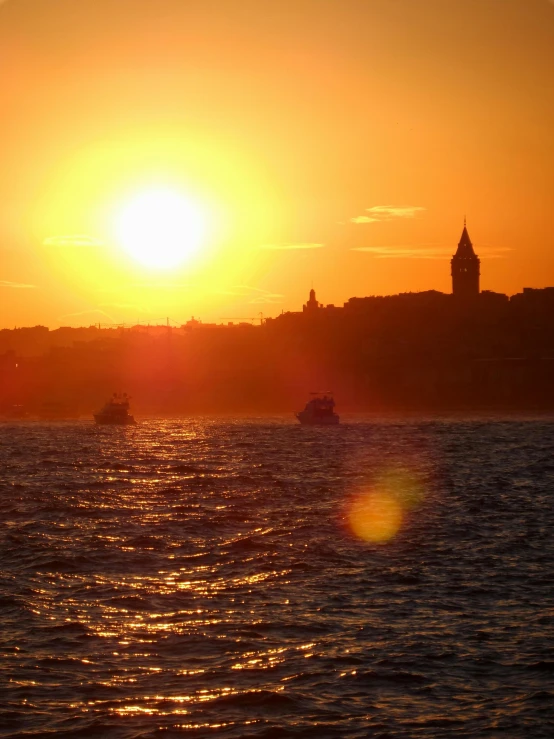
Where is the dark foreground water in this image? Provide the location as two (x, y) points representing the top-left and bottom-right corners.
(1, 418), (554, 738)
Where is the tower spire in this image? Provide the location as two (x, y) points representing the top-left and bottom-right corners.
(451, 221), (480, 298)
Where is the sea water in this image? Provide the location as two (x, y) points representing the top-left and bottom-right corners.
(1, 418), (553, 738)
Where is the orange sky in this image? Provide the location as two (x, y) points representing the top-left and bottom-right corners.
(1, 0), (553, 328)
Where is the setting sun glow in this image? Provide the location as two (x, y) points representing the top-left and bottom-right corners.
(115, 189), (206, 269)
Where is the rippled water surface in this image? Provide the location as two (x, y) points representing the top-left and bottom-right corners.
(1, 418), (554, 738)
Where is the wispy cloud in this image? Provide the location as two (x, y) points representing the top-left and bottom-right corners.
(234, 285), (276, 294)
(95, 282), (193, 295)
(217, 285), (284, 304)
(350, 216), (380, 224)
(243, 286), (285, 304)
(99, 302), (147, 313)
(350, 205), (425, 224)
(0, 280), (36, 288)
(44, 235), (104, 247)
(352, 245), (513, 260)
(353, 246), (449, 260)
(478, 247), (514, 259)
(57, 309), (115, 324)
(131, 282), (192, 289)
(260, 242), (324, 250)
(369, 206), (426, 219)
(248, 291), (284, 305)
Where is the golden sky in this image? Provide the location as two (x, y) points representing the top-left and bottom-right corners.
(1, 0), (553, 327)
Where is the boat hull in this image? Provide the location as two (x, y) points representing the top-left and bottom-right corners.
(296, 412), (340, 425)
(94, 414), (136, 425)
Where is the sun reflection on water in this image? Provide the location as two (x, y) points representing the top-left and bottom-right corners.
(2, 418), (553, 736)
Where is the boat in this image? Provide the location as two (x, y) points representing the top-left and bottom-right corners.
(94, 393), (136, 425)
(296, 392), (340, 425)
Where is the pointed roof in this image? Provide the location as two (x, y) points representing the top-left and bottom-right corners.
(455, 221), (477, 258)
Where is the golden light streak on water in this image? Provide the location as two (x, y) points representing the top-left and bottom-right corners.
(5, 420), (553, 736)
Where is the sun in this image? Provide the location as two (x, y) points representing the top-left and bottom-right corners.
(115, 188), (206, 269)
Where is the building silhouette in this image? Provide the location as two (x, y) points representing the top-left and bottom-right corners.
(451, 220), (480, 297)
(303, 288), (321, 313)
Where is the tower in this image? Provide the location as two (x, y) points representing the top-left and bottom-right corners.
(303, 288), (320, 313)
(451, 220), (480, 297)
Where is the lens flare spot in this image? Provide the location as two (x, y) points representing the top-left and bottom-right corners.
(346, 466), (426, 544)
(348, 491), (403, 543)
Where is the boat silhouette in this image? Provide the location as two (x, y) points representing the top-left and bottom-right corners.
(94, 393), (136, 425)
(296, 392), (340, 425)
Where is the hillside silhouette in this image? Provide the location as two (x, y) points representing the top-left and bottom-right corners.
(2, 286), (554, 417)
